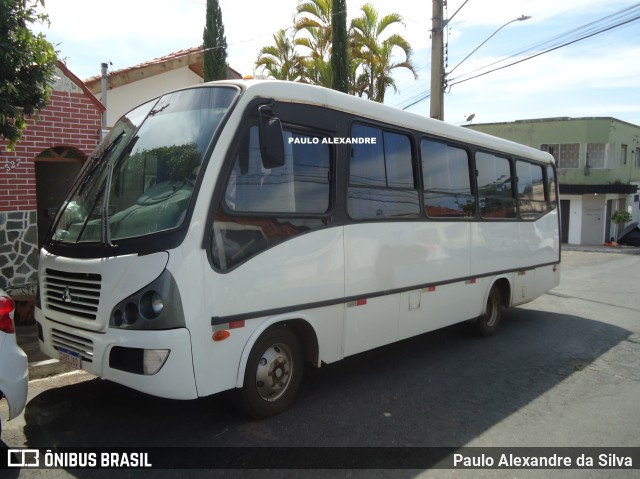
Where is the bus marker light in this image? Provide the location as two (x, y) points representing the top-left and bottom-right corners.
(427, 286), (436, 292)
(213, 330), (231, 341)
(229, 320), (245, 329)
(143, 349), (170, 375)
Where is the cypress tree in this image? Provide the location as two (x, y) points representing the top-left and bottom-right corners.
(330, 0), (349, 92)
(203, 0), (228, 81)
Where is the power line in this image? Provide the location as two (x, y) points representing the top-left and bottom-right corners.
(449, 4), (640, 85)
(448, 9), (640, 88)
(394, 3), (640, 111)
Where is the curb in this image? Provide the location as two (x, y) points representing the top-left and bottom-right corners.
(28, 359), (74, 381)
(562, 245), (640, 255)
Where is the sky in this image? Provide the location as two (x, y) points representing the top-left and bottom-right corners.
(34, 0), (640, 126)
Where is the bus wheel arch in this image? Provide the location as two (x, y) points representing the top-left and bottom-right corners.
(234, 317), (319, 418)
(474, 278), (510, 337)
(235, 323), (306, 418)
(284, 318), (320, 367)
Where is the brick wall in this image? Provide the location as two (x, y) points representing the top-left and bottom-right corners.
(1, 85), (102, 294)
(1, 90), (102, 211)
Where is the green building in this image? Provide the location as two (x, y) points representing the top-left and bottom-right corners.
(467, 117), (640, 245)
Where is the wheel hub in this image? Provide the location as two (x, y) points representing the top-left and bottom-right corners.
(255, 343), (293, 402)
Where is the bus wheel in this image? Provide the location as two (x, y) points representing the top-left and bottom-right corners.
(475, 285), (502, 337)
(237, 326), (303, 419)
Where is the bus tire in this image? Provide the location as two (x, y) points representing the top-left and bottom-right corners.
(475, 285), (502, 337)
(236, 326), (303, 419)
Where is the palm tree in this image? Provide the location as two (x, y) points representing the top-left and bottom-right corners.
(255, 29), (302, 81)
(255, 2), (418, 100)
(294, 0), (333, 61)
(371, 36), (417, 102)
(293, 0), (334, 87)
(350, 3), (417, 102)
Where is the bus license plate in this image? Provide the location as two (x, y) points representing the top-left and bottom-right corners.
(58, 348), (81, 369)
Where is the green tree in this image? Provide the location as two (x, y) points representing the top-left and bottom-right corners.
(256, 29), (302, 81)
(294, 0), (333, 61)
(0, 0), (57, 150)
(350, 3), (417, 102)
(611, 210), (632, 225)
(255, 2), (417, 102)
(331, 0), (348, 93)
(203, 0), (228, 81)
(294, 0), (333, 87)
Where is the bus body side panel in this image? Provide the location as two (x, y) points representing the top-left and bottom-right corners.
(517, 212), (560, 269)
(190, 227), (345, 398)
(471, 222), (520, 282)
(344, 221), (475, 356)
(515, 212), (560, 304)
(471, 221), (519, 307)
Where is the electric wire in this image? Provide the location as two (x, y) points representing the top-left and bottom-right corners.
(393, 3), (640, 111)
(449, 3), (640, 85)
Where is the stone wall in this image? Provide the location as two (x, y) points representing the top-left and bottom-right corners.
(0, 210), (38, 295)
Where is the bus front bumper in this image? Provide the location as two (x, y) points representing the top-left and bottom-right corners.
(37, 315), (198, 400)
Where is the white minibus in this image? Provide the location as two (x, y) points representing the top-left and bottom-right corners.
(36, 80), (560, 418)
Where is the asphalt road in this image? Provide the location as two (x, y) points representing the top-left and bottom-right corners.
(1, 250), (639, 478)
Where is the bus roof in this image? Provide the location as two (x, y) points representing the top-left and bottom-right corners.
(209, 79), (554, 165)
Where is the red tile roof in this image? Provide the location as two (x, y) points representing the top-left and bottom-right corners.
(84, 46), (241, 93)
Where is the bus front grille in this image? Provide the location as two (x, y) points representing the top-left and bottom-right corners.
(51, 328), (94, 363)
(44, 269), (102, 320)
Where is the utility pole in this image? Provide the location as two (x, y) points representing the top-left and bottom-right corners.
(430, 0), (445, 120)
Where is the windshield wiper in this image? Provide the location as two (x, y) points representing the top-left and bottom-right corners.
(101, 163), (115, 248)
(98, 135), (139, 248)
(78, 131), (126, 196)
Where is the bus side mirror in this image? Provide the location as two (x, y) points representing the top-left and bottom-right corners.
(258, 106), (285, 169)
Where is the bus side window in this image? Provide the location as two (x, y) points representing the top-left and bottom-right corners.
(211, 123), (331, 271)
(476, 152), (517, 219)
(347, 124), (419, 220)
(421, 139), (475, 218)
(546, 164), (557, 209)
(516, 160), (546, 220)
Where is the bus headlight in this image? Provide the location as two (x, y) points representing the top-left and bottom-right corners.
(140, 291), (164, 319)
(109, 269), (184, 330)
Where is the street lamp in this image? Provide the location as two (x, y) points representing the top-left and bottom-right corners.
(430, 11), (532, 121)
(447, 15), (532, 77)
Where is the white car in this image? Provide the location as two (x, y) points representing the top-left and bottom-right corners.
(0, 289), (28, 433)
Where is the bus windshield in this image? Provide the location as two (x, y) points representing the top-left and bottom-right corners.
(51, 86), (238, 245)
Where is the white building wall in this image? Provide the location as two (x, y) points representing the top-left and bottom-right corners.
(580, 194), (606, 245)
(563, 195), (582, 245)
(104, 67), (203, 127)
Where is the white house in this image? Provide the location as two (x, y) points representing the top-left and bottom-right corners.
(85, 47), (242, 128)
